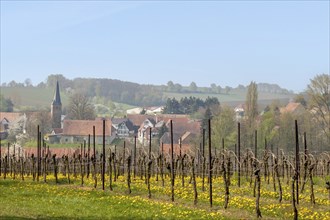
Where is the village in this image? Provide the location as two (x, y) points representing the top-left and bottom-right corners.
(0, 81), (308, 157)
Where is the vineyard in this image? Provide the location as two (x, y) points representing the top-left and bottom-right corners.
(0, 120), (330, 219)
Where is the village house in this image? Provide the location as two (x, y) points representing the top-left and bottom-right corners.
(60, 119), (112, 145)
(280, 102), (305, 115)
(111, 118), (137, 138)
(127, 113), (201, 146)
(138, 118), (165, 145)
(0, 112), (26, 139)
(160, 131), (198, 155)
(126, 106), (164, 115)
(234, 104), (245, 121)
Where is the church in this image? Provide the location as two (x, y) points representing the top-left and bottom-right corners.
(48, 82), (112, 145)
(51, 81), (62, 129)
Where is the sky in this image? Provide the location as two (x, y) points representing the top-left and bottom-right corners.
(1, 1), (329, 93)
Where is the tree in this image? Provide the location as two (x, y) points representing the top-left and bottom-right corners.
(0, 95), (14, 112)
(307, 74), (330, 143)
(245, 81), (258, 148)
(140, 108), (146, 115)
(167, 81), (175, 92)
(245, 81), (258, 128)
(162, 98), (182, 114)
(24, 78), (32, 87)
(7, 115), (27, 143)
(8, 80), (17, 87)
(202, 107), (212, 142)
(174, 83), (183, 92)
(225, 86), (231, 94)
(158, 123), (168, 142)
(211, 83), (217, 93)
(212, 106), (236, 147)
(67, 93), (96, 120)
(189, 82), (198, 92)
(294, 93), (307, 107)
(46, 74), (70, 89)
(25, 110), (52, 141)
(37, 82), (46, 88)
(259, 109), (279, 151)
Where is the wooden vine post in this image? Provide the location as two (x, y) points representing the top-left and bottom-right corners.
(170, 120), (175, 202)
(161, 142), (164, 187)
(147, 127), (152, 198)
(223, 152), (230, 209)
(255, 130), (257, 159)
(87, 134), (90, 178)
(238, 122), (241, 187)
(0, 138), (2, 177)
(52, 154), (58, 184)
(291, 172), (298, 220)
(127, 155), (132, 194)
(295, 120), (300, 204)
(133, 136), (137, 179)
(255, 168), (262, 218)
(208, 119), (212, 207)
(301, 132), (308, 193)
(202, 128), (205, 191)
(326, 181), (330, 201)
(102, 119), (105, 190)
(109, 149), (113, 191)
(37, 125), (40, 181)
(191, 157), (198, 205)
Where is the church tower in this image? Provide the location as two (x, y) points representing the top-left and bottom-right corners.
(51, 81), (62, 129)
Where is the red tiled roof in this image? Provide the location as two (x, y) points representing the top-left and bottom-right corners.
(166, 118), (201, 135)
(24, 147), (80, 157)
(127, 114), (189, 127)
(280, 102), (304, 114)
(0, 112), (22, 122)
(129, 114), (201, 137)
(53, 128), (63, 134)
(62, 119), (111, 136)
(127, 114), (151, 126)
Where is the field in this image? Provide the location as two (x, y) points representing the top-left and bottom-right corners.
(0, 87), (69, 109)
(1, 172), (329, 219)
(1, 87), (294, 111)
(163, 91), (293, 107)
(0, 87), (137, 114)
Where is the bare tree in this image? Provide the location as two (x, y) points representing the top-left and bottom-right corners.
(307, 74), (330, 144)
(67, 93), (96, 120)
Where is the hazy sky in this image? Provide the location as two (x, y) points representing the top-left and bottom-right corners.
(1, 1), (329, 92)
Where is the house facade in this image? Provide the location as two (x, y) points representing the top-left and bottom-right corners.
(0, 112), (26, 139)
(60, 119), (113, 145)
(111, 118), (137, 138)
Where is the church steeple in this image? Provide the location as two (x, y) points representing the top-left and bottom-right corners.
(51, 81), (62, 129)
(52, 81), (62, 105)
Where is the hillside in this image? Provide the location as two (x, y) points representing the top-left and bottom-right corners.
(164, 90), (293, 107)
(0, 75), (295, 111)
(1, 86), (294, 112)
(0, 87), (69, 110)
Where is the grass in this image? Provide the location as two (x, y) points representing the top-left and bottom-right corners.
(1, 87), (69, 109)
(1, 172), (329, 219)
(1, 86), (294, 112)
(163, 91), (293, 107)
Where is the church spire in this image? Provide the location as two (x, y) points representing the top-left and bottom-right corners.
(51, 81), (62, 129)
(52, 81), (62, 105)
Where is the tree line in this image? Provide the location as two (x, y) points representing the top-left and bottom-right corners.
(162, 96), (220, 114)
(1, 74), (293, 107)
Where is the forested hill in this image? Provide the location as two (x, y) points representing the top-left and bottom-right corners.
(1, 74), (294, 108)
